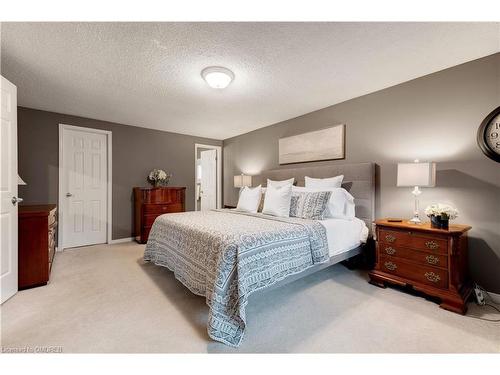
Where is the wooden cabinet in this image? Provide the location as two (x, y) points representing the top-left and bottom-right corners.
(18, 204), (57, 289)
(369, 219), (472, 314)
(133, 187), (186, 244)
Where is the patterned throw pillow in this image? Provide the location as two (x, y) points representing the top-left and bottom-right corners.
(289, 191), (332, 220)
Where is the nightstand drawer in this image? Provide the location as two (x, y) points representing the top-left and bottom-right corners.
(379, 228), (448, 254)
(379, 244), (448, 269)
(410, 235), (448, 254)
(378, 229), (411, 246)
(379, 255), (449, 289)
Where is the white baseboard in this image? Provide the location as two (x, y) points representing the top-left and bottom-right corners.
(109, 237), (134, 244)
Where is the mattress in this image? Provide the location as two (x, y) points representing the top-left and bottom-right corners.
(319, 217), (369, 257)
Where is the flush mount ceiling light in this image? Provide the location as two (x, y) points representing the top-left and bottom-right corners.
(201, 66), (234, 89)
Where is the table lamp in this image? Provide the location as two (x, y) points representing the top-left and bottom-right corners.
(397, 160), (436, 224)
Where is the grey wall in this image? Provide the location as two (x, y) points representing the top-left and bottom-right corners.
(223, 53), (500, 293)
(17, 107), (221, 239)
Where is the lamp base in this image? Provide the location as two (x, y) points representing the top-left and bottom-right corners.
(408, 215), (422, 225)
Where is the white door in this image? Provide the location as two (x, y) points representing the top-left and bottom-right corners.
(0, 76), (18, 304)
(61, 127), (108, 248)
(200, 149), (217, 211)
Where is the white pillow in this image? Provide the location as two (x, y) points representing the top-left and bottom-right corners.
(305, 175), (344, 189)
(328, 188), (355, 220)
(236, 185), (262, 213)
(267, 177), (295, 188)
(292, 186), (355, 220)
(262, 184), (293, 217)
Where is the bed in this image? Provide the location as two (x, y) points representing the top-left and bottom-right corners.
(144, 162), (375, 347)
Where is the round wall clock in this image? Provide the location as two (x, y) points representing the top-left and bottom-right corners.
(477, 106), (500, 163)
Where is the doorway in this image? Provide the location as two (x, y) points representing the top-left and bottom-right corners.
(194, 144), (222, 211)
(58, 124), (112, 249)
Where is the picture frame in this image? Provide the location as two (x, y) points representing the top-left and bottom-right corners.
(278, 124), (345, 164)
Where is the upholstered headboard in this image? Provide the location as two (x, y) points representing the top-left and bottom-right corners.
(253, 162), (376, 231)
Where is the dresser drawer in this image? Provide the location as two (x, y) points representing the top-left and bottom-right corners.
(410, 235), (448, 254)
(143, 203), (183, 215)
(379, 254), (449, 289)
(379, 228), (448, 254)
(378, 229), (411, 246)
(379, 244), (448, 269)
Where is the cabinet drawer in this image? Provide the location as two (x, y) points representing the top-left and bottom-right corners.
(379, 244), (448, 269)
(378, 229), (411, 246)
(143, 204), (183, 215)
(379, 254), (449, 289)
(410, 235), (448, 254)
(379, 228), (448, 254)
(144, 204), (171, 214)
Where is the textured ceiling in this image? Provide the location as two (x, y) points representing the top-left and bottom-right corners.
(1, 22), (499, 140)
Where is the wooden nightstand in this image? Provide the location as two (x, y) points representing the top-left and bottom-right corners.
(369, 219), (472, 314)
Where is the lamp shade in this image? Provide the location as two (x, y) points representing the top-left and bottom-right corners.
(234, 174), (252, 188)
(397, 162), (436, 187)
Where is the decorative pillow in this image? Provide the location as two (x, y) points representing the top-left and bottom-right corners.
(262, 184), (293, 217)
(292, 186), (355, 220)
(267, 177), (295, 188)
(289, 191), (332, 220)
(236, 185), (262, 213)
(305, 175), (344, 189)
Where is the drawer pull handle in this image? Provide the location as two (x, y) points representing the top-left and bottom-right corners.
(385, 234), (396, 243)
(385, 247), (396, 255)
(384, 261), (397, 271)
(424, 272), (441, 283)
(426, 255), (439, 265)
(425, 240), (439, 250)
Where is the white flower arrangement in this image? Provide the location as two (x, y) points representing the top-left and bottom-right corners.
(147, 169), (171, 187)
(424, 203), (459, 220)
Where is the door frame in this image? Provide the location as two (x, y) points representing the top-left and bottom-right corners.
(194, 143), (222, 211)
(58, 124), (112, 250)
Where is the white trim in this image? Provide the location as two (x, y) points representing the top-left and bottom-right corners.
(194, 143), (222, 211)
(109, 237), (134, 244)
(58, 124), (113, 250)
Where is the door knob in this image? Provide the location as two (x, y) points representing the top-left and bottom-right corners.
(11, 196), (23, 205)
(66, 193), (73, 197)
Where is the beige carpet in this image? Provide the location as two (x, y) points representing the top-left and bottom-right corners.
(1, 242), (498, 353)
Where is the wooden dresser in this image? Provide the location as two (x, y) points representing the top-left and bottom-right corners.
(133, 187), (186, 244)
(18, 204), (57, 289)
(369, 219), (472, 314)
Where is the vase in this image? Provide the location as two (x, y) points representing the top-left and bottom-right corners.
(430, 215), (449, 230)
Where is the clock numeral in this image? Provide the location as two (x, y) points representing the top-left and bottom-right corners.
(496, 142), (500, 149)
(496, 122), (500, 130)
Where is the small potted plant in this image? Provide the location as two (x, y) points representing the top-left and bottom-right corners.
(147, 169), (171, 188)
(424, 203), (458, 230)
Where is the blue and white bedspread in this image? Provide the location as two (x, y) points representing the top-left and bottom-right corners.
(143, 209), (329, 347)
